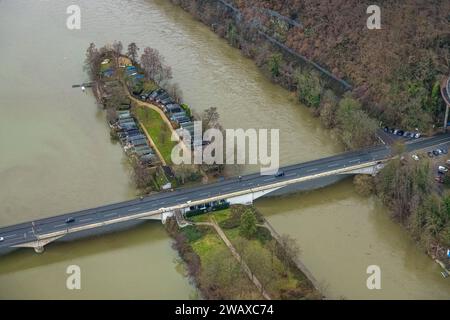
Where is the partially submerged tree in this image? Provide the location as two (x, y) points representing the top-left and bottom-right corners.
(140, 47), (173, 85)
(296, 69), (322, 109)
(165, 82), (183, 104)
(277, 234), (301, 273)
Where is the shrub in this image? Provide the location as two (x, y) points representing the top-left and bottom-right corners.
(182, 225), (205, 243)
(239, 209), (258, 239)
(255, 226), (273, 244)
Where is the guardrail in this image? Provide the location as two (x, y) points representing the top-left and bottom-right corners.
(14, 159), (383, 245)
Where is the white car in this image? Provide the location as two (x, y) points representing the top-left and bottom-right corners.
(0, 237), (4, 242)
(412, 154), (419, 161)
(438, 166), (448, 173)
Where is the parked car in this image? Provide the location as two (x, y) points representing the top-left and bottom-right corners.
(414, 133), (421, 139)
(427, 151), (434, 158)
(442, 147), (448, 154)
(438, 166), (448, 173)
(397, 130), (405, 136)
(0, 237), (4, 242)
(433, 149), (441, 156)
(412, 154), (419, 161)
(383, 126), (389, 132)
(393, 129), (399, 135)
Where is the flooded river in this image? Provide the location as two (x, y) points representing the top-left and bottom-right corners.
(0, 0), (448, 299)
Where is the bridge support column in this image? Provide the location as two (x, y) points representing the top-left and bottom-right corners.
(34, 245), (45, 254)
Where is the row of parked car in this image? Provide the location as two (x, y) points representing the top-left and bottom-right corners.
(427, 147), (448, 158)
(383, 127), (421, 139)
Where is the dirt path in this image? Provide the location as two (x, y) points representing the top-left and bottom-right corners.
(195, 219), (272, 300)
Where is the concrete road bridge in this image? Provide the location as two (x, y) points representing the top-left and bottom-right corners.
(1, 133), (450, 253)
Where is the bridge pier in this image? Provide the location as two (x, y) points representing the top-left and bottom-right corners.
(13, 235), (63, 254)
(34, 245), (45, 254)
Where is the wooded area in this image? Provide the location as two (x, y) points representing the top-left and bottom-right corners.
(171, 0), (450, 135)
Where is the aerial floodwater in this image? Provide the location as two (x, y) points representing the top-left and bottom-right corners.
(0, 0), (448, 299)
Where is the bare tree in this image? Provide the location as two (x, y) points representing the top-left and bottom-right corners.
(112, 40), (123, 68)
(165, 82), (184, 103)
(201, 107), (220, 132)
(277, 234), (301, 273)
(85, 42), (100, 79)
(140, 47), (173, 85)
(127, 42), (140, 63)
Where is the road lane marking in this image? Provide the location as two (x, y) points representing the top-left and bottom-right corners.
(349, 159), (361, 163)
(80, 218), (92, 222)
(286, 172), (297, 177)
(104, 213), (117, 217)
(306, 168), (318, 172)
(127, 207), (142, 212)
(4, 234), (17, 239)
(54, 224), (66, 228)
(328, 163), (339, 168)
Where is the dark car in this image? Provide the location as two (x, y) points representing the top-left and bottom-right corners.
(427, 151), (434, 158)
(442, 148), (448, 154)
(397, 130), (405, 136)
(433, 149), (440, 156)
(383, 126), (389, 132)
(65, 217), (75, 224)
(274, 171), (285, 177)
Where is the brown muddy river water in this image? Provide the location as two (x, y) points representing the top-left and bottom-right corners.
(0, 0), (448, 299)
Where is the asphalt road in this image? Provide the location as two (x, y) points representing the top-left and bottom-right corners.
(1, 133), (450, 248)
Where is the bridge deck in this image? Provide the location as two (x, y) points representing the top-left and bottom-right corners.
(1, 133), (450, 249)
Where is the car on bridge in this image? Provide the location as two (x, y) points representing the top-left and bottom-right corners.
(274, 171), (285, 177)
(65, 217), (75, 224)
